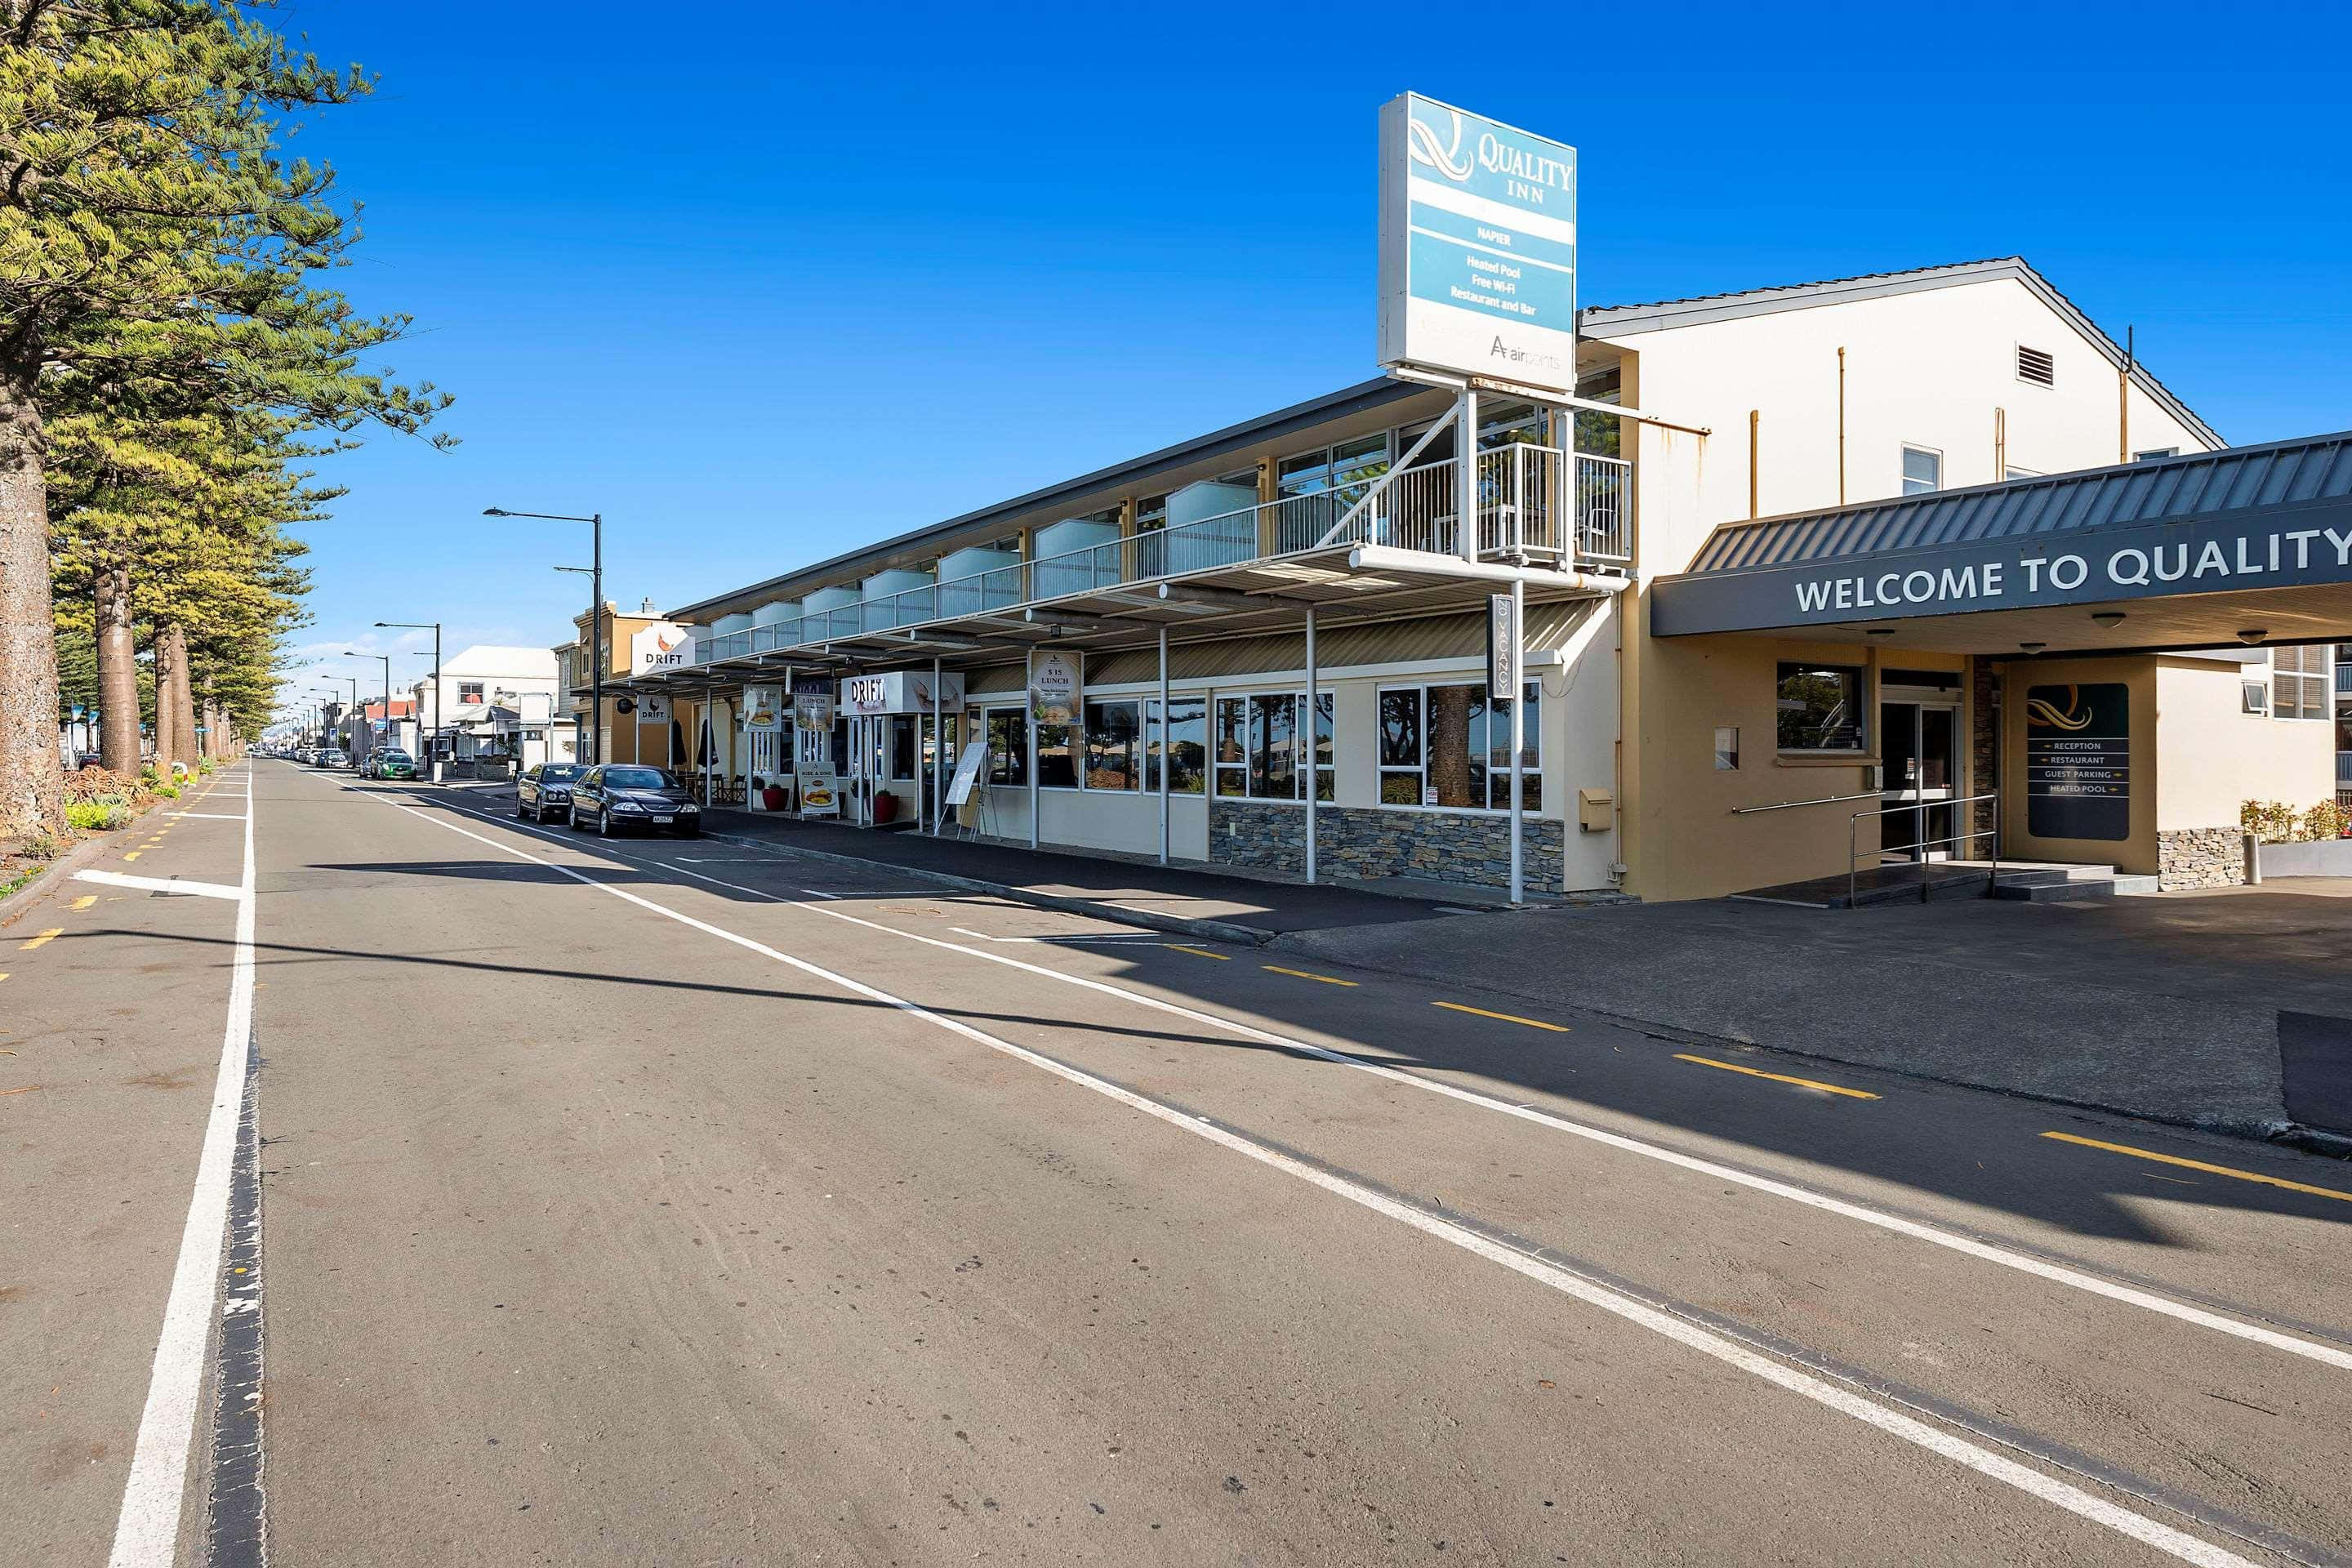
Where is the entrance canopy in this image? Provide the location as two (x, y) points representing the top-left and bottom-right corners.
(1650, 432), (2352, 653)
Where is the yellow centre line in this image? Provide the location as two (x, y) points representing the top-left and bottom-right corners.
(123, 852), (141, 862)
(1164, 944), (1231, 961)
(1263, 964), (1356, 987)
(19, 929), (63, 951)
(1432, 1000), (1570, 1033)
(69, 896), (95, 911)
(2040, 1131), (2352, 1203)
(1675, 1053), (1879, 1100)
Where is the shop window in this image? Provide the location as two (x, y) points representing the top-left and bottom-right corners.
(984, 707), (1027, 785)
(1377, 682), (1540, 810)
(1900, 445), (1941, 497)
(2273, 646), (2330, 721)
(1082, 699), (1141, 791)
(1036, 716), (1076, 787)
(1777, 664), (1867, 752)
(458, 682), (485, 705)
(1144, 697), (1207, 794)
(888, 715), (916, 778)
(1212, 692), (1333, 801)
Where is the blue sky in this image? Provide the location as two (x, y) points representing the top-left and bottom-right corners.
(270, 0), (2351, 705)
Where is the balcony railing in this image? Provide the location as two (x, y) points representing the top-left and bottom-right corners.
(689, 448), (1631, 667)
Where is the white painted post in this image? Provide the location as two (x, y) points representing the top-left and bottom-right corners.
(1509, 576), (1526, 906)
(1157, 624), (1170, 866)
(931, 655), (943, 836)
(1459, 389), (1480, 562)
(1303, 603), (1317, 884)
(1027, 645), (1039, 850)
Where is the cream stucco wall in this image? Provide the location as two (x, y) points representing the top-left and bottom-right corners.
(2154, 657), (2333, 829)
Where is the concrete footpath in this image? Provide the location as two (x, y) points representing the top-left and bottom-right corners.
(1276, 889), (2352, 1146)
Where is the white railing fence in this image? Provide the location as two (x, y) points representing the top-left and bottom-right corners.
(692, 448), (1632, 667)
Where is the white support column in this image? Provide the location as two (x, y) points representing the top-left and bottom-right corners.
(1458, 388), (1481, 562)
(931, 656), (943, 836)
(702, 685), (713, 806)
(1157, 624), (1170, 867)
(1508, 575), (1526, 906)
(1026, 645), (1040, 850)
(1303, 603), (1317, 885)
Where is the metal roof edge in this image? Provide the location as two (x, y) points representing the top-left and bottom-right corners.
(667, 375), (1428, 621)
(1580, 257), (2221, 452)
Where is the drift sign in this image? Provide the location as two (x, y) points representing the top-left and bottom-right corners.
(1650, 508), (2352, 636)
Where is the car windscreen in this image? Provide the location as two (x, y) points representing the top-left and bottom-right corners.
(381, 751), (412, 762)
(539, 765), (583, 782)
(603, 767), (676, 790)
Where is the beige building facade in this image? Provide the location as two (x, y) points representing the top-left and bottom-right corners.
(620, 259), (2345, 902)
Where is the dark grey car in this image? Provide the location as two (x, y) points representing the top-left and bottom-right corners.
(515, 762), (587, 823)
(566, 764), (702, 838)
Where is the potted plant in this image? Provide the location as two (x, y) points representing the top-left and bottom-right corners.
(755, 774), (786, 812)
(873, 788), (898, 824)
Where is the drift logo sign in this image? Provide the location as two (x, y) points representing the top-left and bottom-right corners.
(630, 621), (696, 674)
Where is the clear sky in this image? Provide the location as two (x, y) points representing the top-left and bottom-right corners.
(269, 0), (2351, 708)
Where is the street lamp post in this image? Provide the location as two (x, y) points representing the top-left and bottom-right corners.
(345, 651), (393, 772)
(377, 621), (443, 780)
(486, 508), (603, 761)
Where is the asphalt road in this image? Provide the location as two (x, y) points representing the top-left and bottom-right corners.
(11, 759), (2352, 1566)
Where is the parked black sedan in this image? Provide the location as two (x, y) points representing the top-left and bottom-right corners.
(565, 764), (702, 838)
(515, 761), (587, 823)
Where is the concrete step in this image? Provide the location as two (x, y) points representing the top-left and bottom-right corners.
(1992, 875), (2118, 902)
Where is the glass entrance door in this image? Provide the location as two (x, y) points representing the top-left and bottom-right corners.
(1878, 700), (1959, 860)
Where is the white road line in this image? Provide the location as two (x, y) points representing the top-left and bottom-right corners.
(169, 812), (248, 821)
(74, 870), (244, 902)
(367, 793), (2255, 1566)
(948, 925), (1163, 945)
(431, 795), (2352, 1374)
(106, 768), (259, 1568)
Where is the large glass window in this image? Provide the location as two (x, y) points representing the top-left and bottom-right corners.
(1082, 699), (1141, 790)
(1211, 692), (1334, 801)
(1036, 716), (1076, 788)
(2274, 645), (2331, 721)
(1145, 697), (1206, 794)
(1777, 664), (1867, 752)
(984, 707), (1027, 786)
(1378, 682), (1541, 809)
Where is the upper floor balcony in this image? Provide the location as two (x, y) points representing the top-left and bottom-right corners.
(685, 447), (1631, 670)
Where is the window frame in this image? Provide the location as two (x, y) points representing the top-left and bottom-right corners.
(1080, 697), (1142, 791)
(1900, 444), (1943, 497)
(1776, 662), (1870, 755)
(1205, 689), (1335, 804)
(982, 705), (1027, 786)
(1143, 696), (1207, 795)
(1374, 679), (1542, 813)
(2272, 645), (2332, 722)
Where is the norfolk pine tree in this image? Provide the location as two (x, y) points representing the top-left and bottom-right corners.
(0, 0), (449, 837)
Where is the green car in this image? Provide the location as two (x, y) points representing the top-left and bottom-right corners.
(371, 748), (418, 780)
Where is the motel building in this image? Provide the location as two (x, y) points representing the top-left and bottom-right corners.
(617, 256), (2349, 904)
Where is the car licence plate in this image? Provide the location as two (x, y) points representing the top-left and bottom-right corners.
(653, 814), (674, 824)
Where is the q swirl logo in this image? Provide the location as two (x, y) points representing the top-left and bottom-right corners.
(1406, 107), (1473, 183)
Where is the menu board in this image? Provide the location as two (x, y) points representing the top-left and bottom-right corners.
(2025, 683), (2129, 841)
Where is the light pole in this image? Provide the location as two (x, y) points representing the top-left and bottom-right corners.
(553, 564), (596, 764)
(346, 651), (392, 772)
(377, 621), (443, 780)
(486, 508), (602, 760)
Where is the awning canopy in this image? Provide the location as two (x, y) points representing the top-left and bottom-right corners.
(1650, 432), (2352, 653)
(617, 540), (1626, 696)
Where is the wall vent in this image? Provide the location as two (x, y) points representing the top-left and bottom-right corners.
(2016, 345), (2056, 387)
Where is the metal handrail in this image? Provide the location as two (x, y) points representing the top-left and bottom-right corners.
(1730, 790), (1883, 815)
(1847, 791), (2000, 908)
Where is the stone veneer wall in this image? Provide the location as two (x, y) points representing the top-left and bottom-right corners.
(1209, 800), (1566, 891)
(2158, 826), (2245, 890)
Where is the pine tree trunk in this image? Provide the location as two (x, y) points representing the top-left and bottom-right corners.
(94, 556), (141, 773)
(164, 626), (197, 768)
(0, 351), (64, 840)
(151, 627), (178, 773)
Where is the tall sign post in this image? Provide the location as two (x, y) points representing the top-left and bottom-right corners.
(1488, 591), (1525, 904)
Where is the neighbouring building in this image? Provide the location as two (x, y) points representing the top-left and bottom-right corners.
(554, 599), (670, 766)
(411, 645), (564, 773)
(612, 258), (2345, 900)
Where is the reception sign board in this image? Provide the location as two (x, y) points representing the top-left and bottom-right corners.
(1378, 93), (1578, 396)
(2025, 683), (2130, 841)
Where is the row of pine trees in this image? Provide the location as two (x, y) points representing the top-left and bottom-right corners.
(1, 1), (450, 838)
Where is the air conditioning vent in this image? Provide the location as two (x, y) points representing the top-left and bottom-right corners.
(2016, 345), (2056, 387)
